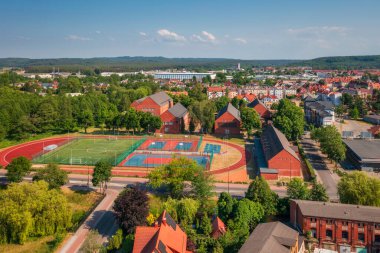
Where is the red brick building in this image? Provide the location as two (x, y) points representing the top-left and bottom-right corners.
(260, 125), (301, 179)
(290, 200), (380, 253)
(248, 98), (271, 120)
(159, 103), (189, 134)
(131, 91), (173, 116)
(133, 210), (192, 253)
(214, 103), (241, 135)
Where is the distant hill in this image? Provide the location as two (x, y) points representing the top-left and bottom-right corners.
(291, 55), (380, 70)
(0, 55), (379, 72)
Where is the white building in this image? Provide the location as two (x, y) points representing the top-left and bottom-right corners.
(154, 72), (216, 81)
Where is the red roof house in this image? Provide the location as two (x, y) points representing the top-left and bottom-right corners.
(214, 103), (241, 135)
(159, 103), (189, 134)
(131, 91), (173, 116)
(247, 98), (271, 120)
(133, 210), (191, 253)
(211, 217), (226, 239)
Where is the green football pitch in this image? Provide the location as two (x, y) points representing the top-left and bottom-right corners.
(33, 138), (141, 165)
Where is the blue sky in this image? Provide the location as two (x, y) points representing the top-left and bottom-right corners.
(1, 0), (380, 59)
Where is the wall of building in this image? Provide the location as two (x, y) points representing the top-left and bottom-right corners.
(214, 112), (241, 135)
(159, 111), (189, 134)
(267, 150), (301, 177)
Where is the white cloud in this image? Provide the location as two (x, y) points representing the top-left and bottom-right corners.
(65, 35), (92, 41)
(191, 30), (217, 43)
(234, 38), (247, 44)
(95, 30), (101, 34)
(139, 32), (147, 36)
(157, 29), (186, 42)
(287, 26), (348, 37)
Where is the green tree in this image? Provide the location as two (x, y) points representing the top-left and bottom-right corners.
(107, 229), (123, 251)
(245, 177), (278, 216)
(286, 178), (310, 200)
(199, 214), (212, 235)
(188, 100), (216, 133)
(233, 198), (265, 231)
(217, 192), (236, 222)
(273, 99), (304, 141)
(148, 157), (213, 200)
(6, 156), (32, 183)
(92, 161), (112, 194)
(214, 96), (230, 112)
(335, 104), (345, 118)
(349, 106), (359, 119)
(310, 182), (329, 202)
(32, 163), (68, 189)
(240, 107), (261, 136)
(338, 171), (380, 207)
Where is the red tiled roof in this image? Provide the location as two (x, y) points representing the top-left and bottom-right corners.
(207, 86), (226, 92)
(133, 210), (189, 253)
(211, 217), (226, 239)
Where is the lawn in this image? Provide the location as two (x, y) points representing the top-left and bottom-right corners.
(33, 137), (140, 165)
(0, 187), (103, 253)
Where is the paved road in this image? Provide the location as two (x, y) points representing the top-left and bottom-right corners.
(300, 137), (339, 200)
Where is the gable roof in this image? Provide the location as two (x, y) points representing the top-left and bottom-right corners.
(261, 125), (300, 161)
(217, 103), (241, 121)
(292, 200), (380, 223)
(133, 210), (188, 253)
(168, 103), (188, 118)
(238, 222), (299, 253)
(211, 217), (226, 238)
(134, 91), (172, 106)
(248, 98), (266, 109)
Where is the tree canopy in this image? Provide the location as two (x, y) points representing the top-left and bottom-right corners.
(92, 160), (112, 194)
(32, 163), (69, 189)
(245, 177), (278, 216)
(273, 99), (304, 141)
(6, 156), (31, 183)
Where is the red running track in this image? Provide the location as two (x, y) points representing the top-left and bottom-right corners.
(0, 137), (71, 166)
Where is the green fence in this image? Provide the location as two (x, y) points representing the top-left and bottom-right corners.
(196, 135), (203, 151)
(114, 138), (146, 165)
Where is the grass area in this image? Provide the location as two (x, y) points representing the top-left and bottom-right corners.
(0, 132), (55, 150)
(33, 137), (138, 165)
(0, 187), (102, 253)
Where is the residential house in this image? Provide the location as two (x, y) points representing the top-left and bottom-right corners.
(132, 210), (191, 253)
(290, 200), (380, 253)
(304, 100), (335, 127)
(207, 86), (226, 99)
(247, 98), (271, 120)
(211, 217), (227, 239)
(262, 95), (279, 108)
(131, 91), (173, 116)
(214, 103), (241, 135)
(239, 221), (305, 253)
(159, 103), (189, 134)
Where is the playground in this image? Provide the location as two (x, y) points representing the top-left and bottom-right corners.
(0, 134), (250, 182)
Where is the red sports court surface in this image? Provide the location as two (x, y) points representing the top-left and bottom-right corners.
(0, 137), (71, 166)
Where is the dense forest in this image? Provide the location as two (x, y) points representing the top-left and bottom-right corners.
(1, 55), (380, 73)
(0, 57), (299, 72)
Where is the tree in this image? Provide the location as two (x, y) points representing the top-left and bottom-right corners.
(92, 160), (112, 194)
(199, 214), (212, 235)
(312, 126), (346, 167)
(80, 230), (103, 253)
(349, 107), (359, 119)
(335, 104), (344, 118)
(148, 157), (213, 200)
(338, 172), (380, 207)
(113, 186), (149, 233)
(217, 192), (236, 222)
(240, 107), (261, 136)
(286, 178), (310, 200)
(32, 163), (68, 189)
(245, 177), (278, 216)
(273, 99), (304, 141)
(107, 229), (123, 251)
(232, 198), (265, 231)
(6, 156), (31, 183)
(163, 198), (200, 225)
(189, 100), (216, 133)
(214, 96), (230, 112)
(310, 182), (329, 202)
(0, 181), (72, 244)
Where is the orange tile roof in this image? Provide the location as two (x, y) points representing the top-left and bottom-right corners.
(133, 210), (189, 253)
(211, 217), (226, 239)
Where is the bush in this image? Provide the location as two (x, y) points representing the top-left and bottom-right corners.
(107, 229), (123, 251)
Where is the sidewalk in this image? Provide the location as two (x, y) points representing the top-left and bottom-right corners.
(58, 188), (120, 253)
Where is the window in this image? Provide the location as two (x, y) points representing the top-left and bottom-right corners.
(375, 235), (380, 243)
(358, 223), (364, 228)
(342, 231), (348, 240)
(327, 220), (333, 225)
(326, 229), (333, 239)
(342, 221), (348, 226)
(311, 229), (317, 238)
(310, 218), (317, 223)
(358, 233), (365, 242)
